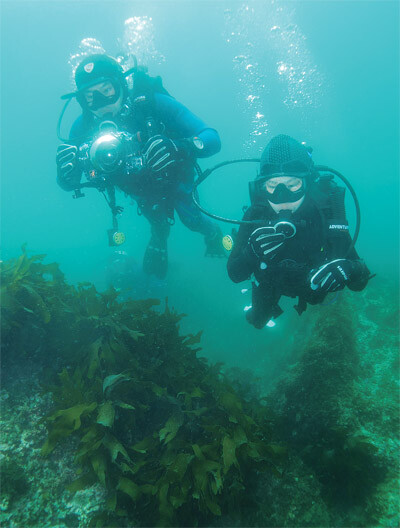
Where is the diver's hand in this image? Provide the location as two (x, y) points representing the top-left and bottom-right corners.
(204, 227), (226, 258)
(142, 135), (188, 173)
(309, 259), (354, 293)
(56, 144), (78, 184)
(248, 227), (286, 262)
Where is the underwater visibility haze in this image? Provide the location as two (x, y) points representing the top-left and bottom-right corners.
(0, 1), (399, 527)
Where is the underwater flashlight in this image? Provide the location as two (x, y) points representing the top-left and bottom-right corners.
(90, 132), (125, 173)
(89, 121), (126, 173)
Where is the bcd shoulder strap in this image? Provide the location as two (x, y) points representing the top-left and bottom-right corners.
(312, 174), (349, 238)
(131, 68), (170, 110)
(295, 175), (350, 317)
(129, 67), (173, 141)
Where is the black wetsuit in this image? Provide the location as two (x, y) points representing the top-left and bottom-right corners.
(227, 183), (370, 328)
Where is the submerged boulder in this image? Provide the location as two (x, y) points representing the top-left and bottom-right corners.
(269, 281), (399, 526)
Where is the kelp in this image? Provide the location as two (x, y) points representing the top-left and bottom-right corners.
(1, 249), (284, 527)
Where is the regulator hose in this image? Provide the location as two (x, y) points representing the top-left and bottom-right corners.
(192, 159), (361, 254)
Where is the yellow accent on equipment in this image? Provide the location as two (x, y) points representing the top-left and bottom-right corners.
(113, 232), (126, 245)
(222, 235), (234, 252)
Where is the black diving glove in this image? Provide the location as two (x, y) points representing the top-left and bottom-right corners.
(204, 227), (226, 258)
(248, 227), (286, 263)
(56, 144), (78, 185)
(309, 259), (354, 293)
(142, 135), (191, 173)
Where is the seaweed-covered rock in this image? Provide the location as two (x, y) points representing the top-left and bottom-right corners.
(0, 379), (107, 528)
(269, 282), (399, 526)
(0, 456), (29, 510)
(1, 251), (285, 527)
(1, 251), (398, 527)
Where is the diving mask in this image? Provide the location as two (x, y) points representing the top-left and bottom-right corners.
(76, 78), (122, 112)
(79, 79), (122, 111)
(250, 173), (306, 206)
(265, 175), (305, 204)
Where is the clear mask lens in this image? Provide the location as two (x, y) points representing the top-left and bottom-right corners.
(265, 178), (303, 194)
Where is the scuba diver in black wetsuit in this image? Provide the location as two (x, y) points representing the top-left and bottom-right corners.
(226, 134), (371, 329)
(56, 53), (224, 280)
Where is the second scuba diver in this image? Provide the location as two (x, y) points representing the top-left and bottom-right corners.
(227, 134), (371, 329)
(56, 53), (224, 280)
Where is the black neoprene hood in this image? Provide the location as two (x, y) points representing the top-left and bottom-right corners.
(62, 54), (126, 100)
(76, 55), (124, 90)
(260, 134), (314, 177)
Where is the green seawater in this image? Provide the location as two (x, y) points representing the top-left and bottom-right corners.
(1, 1), (399, 527)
